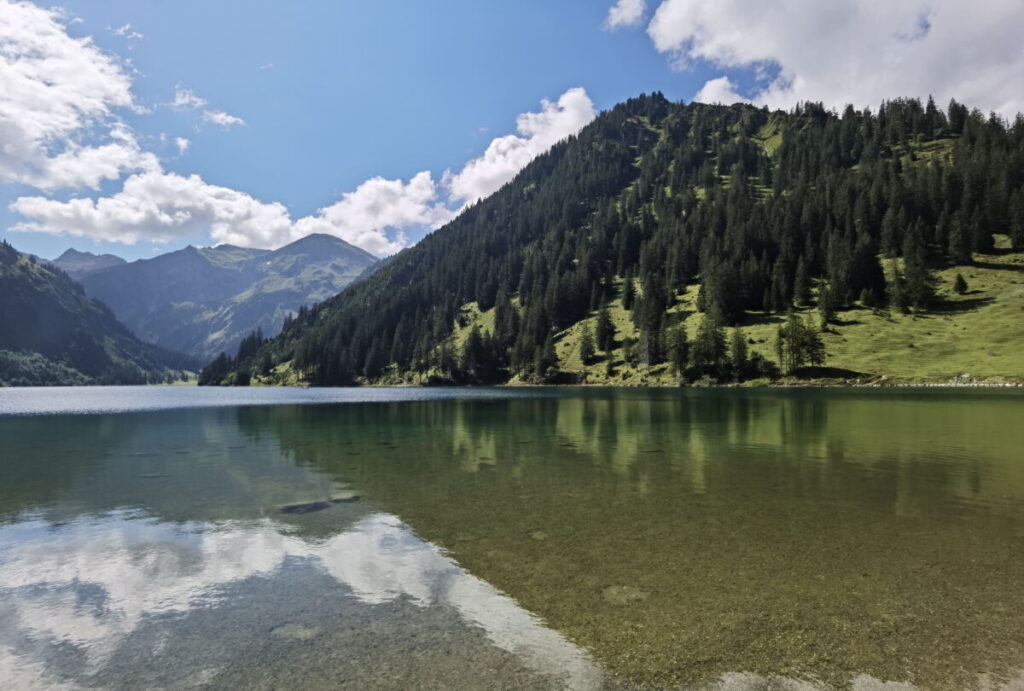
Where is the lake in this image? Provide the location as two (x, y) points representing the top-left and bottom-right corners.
(1, 386), (1023, 689)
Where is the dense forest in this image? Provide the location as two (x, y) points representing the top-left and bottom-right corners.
(202, 94), (1024, 386)
(0, 240), (196, 386)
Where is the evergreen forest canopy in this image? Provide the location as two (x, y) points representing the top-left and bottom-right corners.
(201, 94), (1024, 386)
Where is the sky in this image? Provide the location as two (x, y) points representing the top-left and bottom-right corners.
(2, 0), (1022, 261)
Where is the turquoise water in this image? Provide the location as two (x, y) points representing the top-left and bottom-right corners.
(1, 387), (1023, 689)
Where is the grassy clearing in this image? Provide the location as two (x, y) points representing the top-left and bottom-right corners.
(450, 245), (1024, 386)
(254, 242), (1024, 387)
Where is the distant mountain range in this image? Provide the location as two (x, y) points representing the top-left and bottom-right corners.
(1, 240), (196, 386)
(52, 233), (378, 361)
(49, 248), (126, 280)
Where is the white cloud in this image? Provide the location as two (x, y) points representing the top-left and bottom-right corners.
(202, 109), (245, 128)
(174, 137), (190, 154)
(0, 0), (151, 189)
(9, 87), (597, 255)
(604, 0), (646, 30)
(171, 86), (206, 109)
(645, 0), (1024, 115)
(446, 87), (597, 206)
(172, 87), (244, 128)
(693, 76), (749, 105)
(10, 171), (295, 248)
(11, 169), (452, 256)
(111, 23), (142, 41)
(294, 172), (453, 256)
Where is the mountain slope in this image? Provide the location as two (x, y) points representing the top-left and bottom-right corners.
(0, 240), (196, 386)
(205, 94), (1024, 386)
(48, 249), (126, 280)
(80, 234), (377, 360)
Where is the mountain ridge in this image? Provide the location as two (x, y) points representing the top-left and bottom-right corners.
(78, 233), (378, 360)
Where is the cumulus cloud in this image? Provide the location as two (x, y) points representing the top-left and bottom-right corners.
(446, 87), (596, 206)
(693, 76), (749, 105)
(604, 0), (646, 30)
(294, 172), (453, 256)
(0, 0), (152, 189)
(10, 171), (295, 247)
(174, 137), (190, 155)
(11, 169), (452, 256)
(645, 0), (1024, 115)
(202, 109), (245, 128)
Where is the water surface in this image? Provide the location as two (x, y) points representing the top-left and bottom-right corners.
(1, 387), (1023, 689)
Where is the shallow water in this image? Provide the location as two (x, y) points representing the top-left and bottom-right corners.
(1, 387), (1023, 689)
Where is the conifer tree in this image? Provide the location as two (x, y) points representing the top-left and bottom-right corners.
(579, 324), (596, 364)
(691, 309), (727, 375)
(622, 276), (636, 310)
(902, 224), (934, 310)
(595, 303), (616, 353)
(729, 327), (748, 379)
(953, 273), (968, 295)
(793, 256), (810, 306)
(668, 323), (689, 377)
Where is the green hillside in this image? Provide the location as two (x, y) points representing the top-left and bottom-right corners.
(0, 240), (196, 386)
(205, 95), (1024, 387)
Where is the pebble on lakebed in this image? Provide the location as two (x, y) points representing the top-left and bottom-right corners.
(602, 585), (649, 606)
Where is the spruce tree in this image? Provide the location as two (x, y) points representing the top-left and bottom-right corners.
(691, 309), (727, 375)
(729, 327), (748, 380)
(668, 324), (689, 377)
(902, 224), (934, 310)
(595, 303), (615, 352)
(579, 324), (596, 364)
(793, 256), (810, 306)
(953, 273), (968, 295)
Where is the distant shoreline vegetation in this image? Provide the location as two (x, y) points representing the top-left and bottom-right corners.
(200, 95), (1024, 389)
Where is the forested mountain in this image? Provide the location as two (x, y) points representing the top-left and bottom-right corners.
(79, 233), (377, 360)
(48, 248), (126, 280)
(0, 240), (196, 386)
(204, 94), (1024, 386)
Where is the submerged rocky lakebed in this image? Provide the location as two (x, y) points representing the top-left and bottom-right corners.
(1, 386), (1023, 689)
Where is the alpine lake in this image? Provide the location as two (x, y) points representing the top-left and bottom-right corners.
(1, 386), (1023, 690)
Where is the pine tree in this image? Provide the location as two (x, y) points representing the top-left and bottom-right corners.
(948, 212), (972, 264)
(595, 303), (615, 352)
(902, 224), (934, 310)
(793, 256), (810, 306)
(729, 327), (748, 380)
(691, 309), (727, 375)
(622, 277), (636, 310)
(579, 324), (596, 364)
(668, 323), (689, 377)
(535, 334), (558, 380)
(953, 273), (968, 295)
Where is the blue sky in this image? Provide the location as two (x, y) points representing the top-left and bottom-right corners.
(2, 0), (1021, 260)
